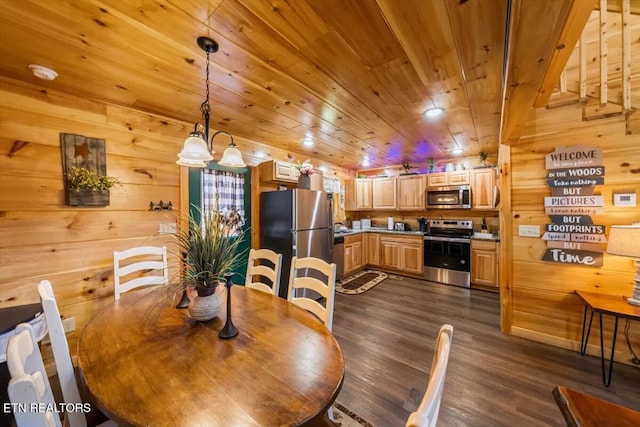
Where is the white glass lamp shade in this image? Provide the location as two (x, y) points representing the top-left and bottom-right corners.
(218, 144), (246, 167)
(607, 225), (640, 258)
(176, 133), (213, 167)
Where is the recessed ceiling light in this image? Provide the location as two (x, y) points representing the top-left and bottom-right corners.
(452, 148), (463, 154)
(424, 107), (444, 118)
(302, 139), (314, 147)
(362, 157), (370, 167)
(28, 64), (58, 81)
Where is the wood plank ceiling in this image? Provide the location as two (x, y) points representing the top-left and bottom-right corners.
(0, 0), (603, 169)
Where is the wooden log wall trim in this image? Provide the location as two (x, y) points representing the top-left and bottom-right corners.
(0, 78), (346, 368)
(498, 143), (513, 334)
(599, 0), (608, 106)
(509, 99), (640, 366)
(622, 0), (632, 111)
(510, 326), (632, 363)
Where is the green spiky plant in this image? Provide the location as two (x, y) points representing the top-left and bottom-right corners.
(427, 158), (435, 172)
(479, 151), (488, 164)
(174, 205), (247, 292)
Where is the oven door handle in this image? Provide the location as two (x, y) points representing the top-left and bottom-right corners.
(423, 236), (471, 244)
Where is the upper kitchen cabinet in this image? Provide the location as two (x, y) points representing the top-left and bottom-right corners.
(345, 179), (372, 210)
(372, 177), (397, 210)
(427, 171), (470, 187)
(397, 175), (426, 210)
(259, 160), (299, 183)
(259, 160), (323, 190)
(471, 168), (497, 210)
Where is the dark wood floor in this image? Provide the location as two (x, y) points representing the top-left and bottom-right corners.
(331, 274), (640, 427)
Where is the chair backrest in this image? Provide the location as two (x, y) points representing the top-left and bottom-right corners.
(37, 280), (87, 427)
(405, 324), (454, 427)
(113, 245), (169, 300)
(7, 323), (62, 427)
(245, 248), (283, 296)
(287, 256), (337, 331)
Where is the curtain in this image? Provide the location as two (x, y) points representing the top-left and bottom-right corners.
(202, 169), (245, 235)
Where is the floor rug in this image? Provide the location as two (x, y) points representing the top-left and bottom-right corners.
(336, 270), (387, 295)
(332, 402), (375, 427)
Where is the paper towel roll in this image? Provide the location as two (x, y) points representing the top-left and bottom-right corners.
(388, 217), (394, 230)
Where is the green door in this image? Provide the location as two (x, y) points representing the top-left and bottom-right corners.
(188, 165), (251, 285)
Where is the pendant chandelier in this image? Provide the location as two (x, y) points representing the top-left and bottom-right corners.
(176, 36), (246, 168)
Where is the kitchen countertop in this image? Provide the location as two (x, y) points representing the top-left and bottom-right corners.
(335, 228), (501, 241)
(334, 228), (426, 237)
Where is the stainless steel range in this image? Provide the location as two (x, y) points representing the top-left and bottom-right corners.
(423, 219), (473, 288)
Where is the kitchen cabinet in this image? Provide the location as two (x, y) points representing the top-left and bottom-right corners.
(259, 160), (299, 183)
(397, 175), (426, 210)
(427, 171), (470, 187)
(258, 160), (323, 189)
(471, 239), (499, 290)
(380, 239), (400, 270)
(372, 177), (397, 210)
(344, 234), (363, 276)
(472, 168), (497, 210)
(345, 179), (372, 210)
(379, 235), (423, 276)
(366, 233), (381, 266)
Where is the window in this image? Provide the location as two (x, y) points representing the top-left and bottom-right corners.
(202, 169), (245, 235)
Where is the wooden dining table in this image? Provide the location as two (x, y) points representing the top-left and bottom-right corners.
(77, 286), (345, 427)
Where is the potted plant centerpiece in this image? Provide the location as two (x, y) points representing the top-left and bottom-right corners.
(174, 205), (247, 321)
(295, 159), (314, 189)
(65, 166), (119, 206)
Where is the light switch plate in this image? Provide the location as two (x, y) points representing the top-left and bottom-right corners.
(519, 225), (540, 237)
(159, 223), (177, 234)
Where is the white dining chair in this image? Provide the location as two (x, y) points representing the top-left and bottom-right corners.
(113, 245), (169, 300)
(405, 324), (454, 427)
(287, 256), (337, 421)
(37, 280), (117, 427)
(245, 248), (283, 296)
(287, 256), (337, 331)
(7, 323), (62, 427)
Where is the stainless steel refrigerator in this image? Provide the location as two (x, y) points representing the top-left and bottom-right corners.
(260, 189), (334, 299)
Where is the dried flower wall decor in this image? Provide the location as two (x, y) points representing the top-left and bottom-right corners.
(60, 133), (117, 206)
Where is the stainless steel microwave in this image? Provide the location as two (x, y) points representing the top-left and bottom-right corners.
(426, 185), (471, 209)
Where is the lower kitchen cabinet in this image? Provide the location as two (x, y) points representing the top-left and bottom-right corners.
(471, 239), (499, 291)
(379, 235), (423, 276)
(367, 233), (381, 267)
(344, 234), (363, 276)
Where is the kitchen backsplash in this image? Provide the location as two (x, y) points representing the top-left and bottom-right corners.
(346, 211), (499, 234)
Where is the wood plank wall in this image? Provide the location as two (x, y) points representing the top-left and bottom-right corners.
(0, 77), (347, 366)
(510, 101), (640, 364)
(0, 78), (186, 366)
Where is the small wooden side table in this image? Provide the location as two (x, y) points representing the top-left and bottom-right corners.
(574, 290), (640, 387)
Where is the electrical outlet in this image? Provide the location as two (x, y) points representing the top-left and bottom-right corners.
(159, 223), (177, 234)
(519, 225), (540, 238)
(62, 317), (75, 333)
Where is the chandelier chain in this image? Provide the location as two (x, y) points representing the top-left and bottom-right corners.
(200, 50), (211, 116)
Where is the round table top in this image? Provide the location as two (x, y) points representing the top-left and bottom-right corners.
(77, 286), (344, 427)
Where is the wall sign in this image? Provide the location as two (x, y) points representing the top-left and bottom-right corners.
(542, 145), (605, 267)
